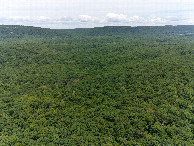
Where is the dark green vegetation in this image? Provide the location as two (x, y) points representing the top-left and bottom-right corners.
(0, 25), (193, 145)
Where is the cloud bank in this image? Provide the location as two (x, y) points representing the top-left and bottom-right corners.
(0, 13), (193, 29)
(1, 0), (194, 28)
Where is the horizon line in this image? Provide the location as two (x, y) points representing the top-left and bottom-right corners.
(1, 24), (194, 30)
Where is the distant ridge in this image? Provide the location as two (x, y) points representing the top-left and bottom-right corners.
(1, 25), (194, 38)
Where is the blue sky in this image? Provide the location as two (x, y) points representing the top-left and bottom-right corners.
(1, 0), (194, 29)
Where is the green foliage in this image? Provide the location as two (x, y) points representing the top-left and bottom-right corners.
(0, 25), (193, 145)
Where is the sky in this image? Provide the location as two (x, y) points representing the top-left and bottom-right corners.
(0, 0), (194, 29)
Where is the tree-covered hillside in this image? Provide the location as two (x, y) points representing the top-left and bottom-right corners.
(0, 25), (193, 145)
(1, 25), (194, 38)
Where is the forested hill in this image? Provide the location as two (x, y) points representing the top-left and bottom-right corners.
(68, 25), (194, 36)
(0, 25), (193, 145)
(1, 25), (194, 38)
(0, 25), (64, 38)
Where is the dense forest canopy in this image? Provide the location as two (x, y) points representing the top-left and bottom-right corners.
(0, 25), (193, 145)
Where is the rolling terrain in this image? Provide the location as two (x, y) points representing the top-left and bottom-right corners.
(0, 25), (193, 145)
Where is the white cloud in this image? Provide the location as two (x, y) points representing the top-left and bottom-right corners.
(9, 16), (31, 21)
(79, 15), (92, 22)
(78, 15), (99, 22)
(6, 16), (52, 24)
(148, 17), (167, 23)
(128, 16), (145, 23)
(0, 13), (194, 29)
(103, 13), (166, 25)
(105, 13), (128, 22)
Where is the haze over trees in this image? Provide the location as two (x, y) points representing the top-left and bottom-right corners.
(0, 25), (193, 145)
